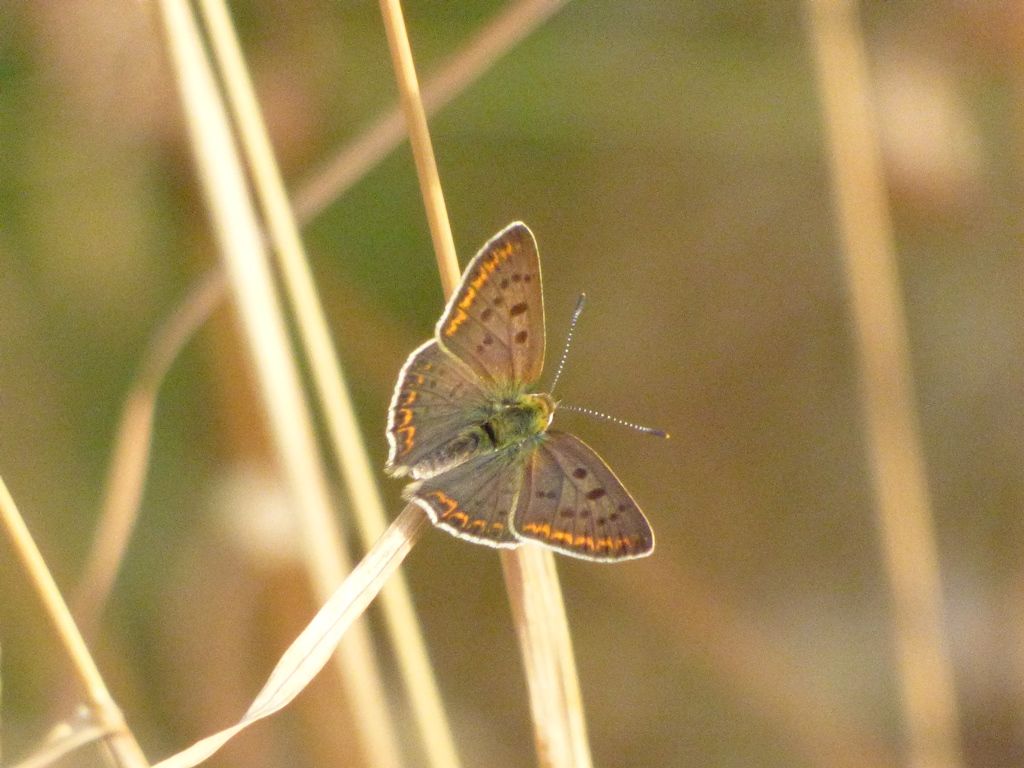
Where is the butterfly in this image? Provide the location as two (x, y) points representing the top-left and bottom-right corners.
(386, 222), (654, 562)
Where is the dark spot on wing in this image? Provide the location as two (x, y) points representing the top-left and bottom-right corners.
(514, 330), (528, 344)
(572, 468), (587, 479)
(492, 296), (504, 307)
(500, 278), (510, 289)
(512, 273), (522, 282)
(510, 302), (528, 316)
(483, 334), (494, 345)
(586, 488), (607, 501)
(482, 307), (494, 321)
(560, 508), (575, 518)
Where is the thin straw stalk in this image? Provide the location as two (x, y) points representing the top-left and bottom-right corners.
(153, 0), (402, 764)
(377, 0), (592, 764)
(804, 2), (964, 767)
(150, 505), (430, 768)
(81, 0), (569, 630)
(73, 270), (225, 634)
(194, 0), (459, 764)
(0, 476), (148, 767)
(294, 0), (569, 222)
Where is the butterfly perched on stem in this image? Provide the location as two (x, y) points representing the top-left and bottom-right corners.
(386, 222), (654, 562)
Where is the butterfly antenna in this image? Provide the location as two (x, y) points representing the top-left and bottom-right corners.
(560, 404), (670, 439)
(549, 292), (587, 394)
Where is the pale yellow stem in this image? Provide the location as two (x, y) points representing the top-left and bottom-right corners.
(377, 1), (592, 765)
(154, 0), (401, 763)
(804, 2), (964, 767)
(195, 0), (460, 764)
(378, 0), (460, 295)
(0, 476), (148, 767)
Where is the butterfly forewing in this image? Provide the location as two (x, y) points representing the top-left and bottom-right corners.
(512, 432), (654, 561)
(407, 449), (524, 548)
(436, 222), (545, 387)
(386, 340), (492, 479)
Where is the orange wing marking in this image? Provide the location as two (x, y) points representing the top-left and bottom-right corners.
(394, 408), (416, 454)
(444, 244), (515, 337)
(428, 490), (507, 535)
(428, 490), (468, 527)
(520, 522), (635, 553)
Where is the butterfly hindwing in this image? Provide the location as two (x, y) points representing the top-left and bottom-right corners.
(386, 340), (492, 479)
(512, 431), (654, 561)
(436, 222), (545, 387)
(406, 448), (524, 548)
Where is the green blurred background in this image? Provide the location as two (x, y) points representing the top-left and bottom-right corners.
(2, 1), (1023, 766)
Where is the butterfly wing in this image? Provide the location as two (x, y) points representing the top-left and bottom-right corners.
(436, 222), (545, 387)
(406, 448), (525, 548)
(512, 431), (654, 561)
(386, 340), (493, 479)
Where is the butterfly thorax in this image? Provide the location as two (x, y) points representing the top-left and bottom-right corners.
(480, 391), (554, 450)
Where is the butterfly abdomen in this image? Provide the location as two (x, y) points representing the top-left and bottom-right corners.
(409, 431), (484, 479)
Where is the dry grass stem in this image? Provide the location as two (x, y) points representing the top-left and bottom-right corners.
(12, 719), (109, 768)
(195, 0), (460, 763)
(377, 0), (460, 293)
(76, 0), (564, 631)
(0, 476), (148, 767)
(72, 3), (572, 761)
(377, 0), (592, 764)
(7, 0), (1017, 763)
(294, 0), (569, 223)
(501, 549), (591, 767)
(73, 269), (225, 635)
(68, 0), (588, 763)
(150, 505), (429, 768)
(804, 1), (964, 767)
(154, 0), (400, 764)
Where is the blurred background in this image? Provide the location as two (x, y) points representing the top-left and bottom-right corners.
(2, 1), (1023, 766)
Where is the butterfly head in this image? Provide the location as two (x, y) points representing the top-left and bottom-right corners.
(529, 391), (556, 432)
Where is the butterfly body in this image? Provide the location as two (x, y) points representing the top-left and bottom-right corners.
(479, 391), (555, 450)
(387, 223), (654, 562)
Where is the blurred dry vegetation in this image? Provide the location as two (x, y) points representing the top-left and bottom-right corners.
(2, 1), (1024, 767)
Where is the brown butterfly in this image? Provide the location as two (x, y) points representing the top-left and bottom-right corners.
(386, 223), (654, 561)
